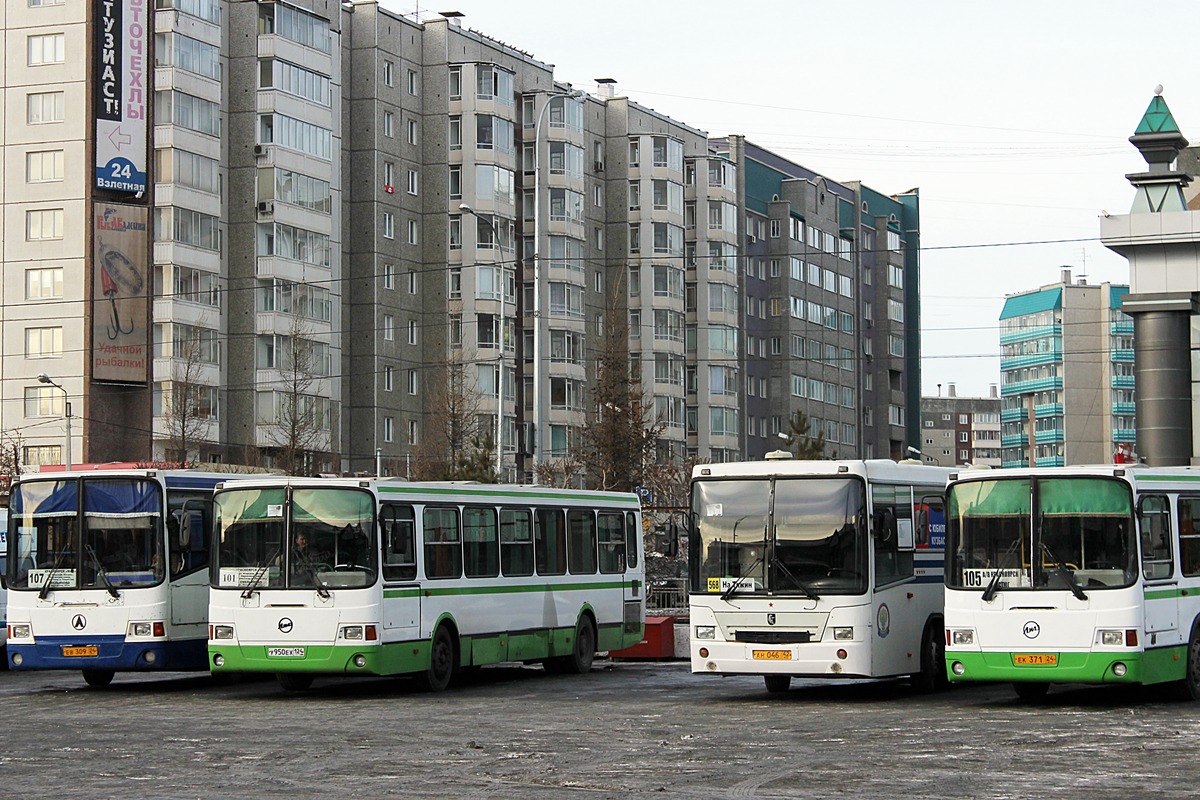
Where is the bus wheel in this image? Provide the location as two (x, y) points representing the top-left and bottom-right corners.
(1013, 682), (1049, 701)
(764, 675), (792, 694)
(417, 626), (456, 692)
(546, 616), (596, 675)
(277, 672), (314, 692)
(912, 622), (948, 694)
(1173, 622), (1200, 701)
(81, 669), (114, 688)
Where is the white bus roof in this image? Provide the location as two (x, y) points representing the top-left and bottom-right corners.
(211, 477), (642, 506)
(692, 458), (955, 484)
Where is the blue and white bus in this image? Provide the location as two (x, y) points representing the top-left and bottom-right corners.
(5, 468), (230, 686)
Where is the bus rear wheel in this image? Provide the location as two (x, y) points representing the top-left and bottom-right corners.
(1013, 682), (1049, 701)
(81, 669), (114, 688)
(764, 675), (792, 693)
(546, 616), (596, 675)
(277, 672), (314, 692)
(417, 625), (457, 692)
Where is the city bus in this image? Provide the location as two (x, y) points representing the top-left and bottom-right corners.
(5, 468), (229, 686)
(1, 508), (7, 662)
(689, 456), (953, 693)
(944, 464), (1200, 700)
(208, 478), (645, 691)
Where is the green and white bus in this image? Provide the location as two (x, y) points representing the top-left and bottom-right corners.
(689, 457), (953, 693)
(208, 478), (645, 691)
(944, 465), (1200, 700)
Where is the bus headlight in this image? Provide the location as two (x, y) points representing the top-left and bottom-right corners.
(212, 625), (235, 640)
(10, 624), (31, 640)
(694, 626), (716, 640)
(128, 622), (153, 637)
(1098, 630), (1124, 646)
(341, 626), (364, 640)
(951, 629), (974, 646)
(833, 627), (854, 641)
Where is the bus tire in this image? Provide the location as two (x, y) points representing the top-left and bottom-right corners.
(81, 669), (114, 688)
(1013, 682), (1049, 701)
(912, 620), (948, 694)
(546, 615), (596, 675)
(1172, 620), (1200, 701)
(764, 675), (792, 694)
(417, 625), (457, 692)
(277, 672), (314, 692)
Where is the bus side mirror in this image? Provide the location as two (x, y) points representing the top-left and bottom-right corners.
(667, 521), (679, 558)
(873, 508), (895, 543)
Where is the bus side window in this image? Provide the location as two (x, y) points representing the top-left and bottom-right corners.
(598, 512), (625, 574)
(873, 484), (915, 588)
(1139, 494), (1173, 580)
(535, 509), (566, 576)
(625, 511), (640, 568)
(1178, 497), (1200, 577)
(423, 506), (461, 579)
(567, 509), (597, 575)
(500, 508), (533, 577)
(381, 504), (416, 582)
(463, 506), (499, 578)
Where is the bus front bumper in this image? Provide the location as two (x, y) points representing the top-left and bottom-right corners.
(945, 649), (1164, 684)
(8, 635), (205, 671)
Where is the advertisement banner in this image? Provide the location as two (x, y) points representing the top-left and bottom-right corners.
(92, 204), (149, 383)
(94, 0), (148, 193)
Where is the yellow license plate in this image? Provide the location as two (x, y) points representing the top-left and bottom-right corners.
(1013, 653), (1057, 666)
(752, 649), (792, 661)
(62, 645), (99, 657)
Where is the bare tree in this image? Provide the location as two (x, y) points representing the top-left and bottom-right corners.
(161, 322), (213, 466)
(412, 349), (495, 482)
(533, 454), (586, 488)
(266, 312), (333, 475)
(579, 286), (664, 491)
(0, 429), (24, 488)
(780, 409), (827, 459)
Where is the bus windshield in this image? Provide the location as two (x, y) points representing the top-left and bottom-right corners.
(8, 478), (164, 591)
(691, 477), (867, 596)
(946, 477), (1137, 592)
(214, 487), (376, 590)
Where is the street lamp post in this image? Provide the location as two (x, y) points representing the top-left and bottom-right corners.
(530, 87), (583, 479)
(459, 203), (507, 482)
(37, 373), (72, 469)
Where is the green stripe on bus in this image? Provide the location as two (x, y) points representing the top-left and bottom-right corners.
(1145, 588), (1188, 600)
(1136, 474), (1200, 483)
(376, 485), (639, 505)
(385, 580), (628, 599)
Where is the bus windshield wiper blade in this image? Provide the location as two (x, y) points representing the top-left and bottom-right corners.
(241, 545), (281, 599)
(303, 562), (331, 599)
(1041, 542), (1087, 601)
(773, 558), (818, 600)
(38, 545), (74, 600)
(721, 556), (762, 602)
(981, 538), (1021, 603)
(84, 544), (119, 599)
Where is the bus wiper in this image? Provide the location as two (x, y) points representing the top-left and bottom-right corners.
(721, 556), (762, 603)
(84, 544), (120, 599)
(302, 562), (331, 599)
(773, 559), (819, 600)
(1041, 542), (1087, 601)
(981, 538), (1022, 603)
(37, 545), (74, 600)
(241, 545), (281, 599)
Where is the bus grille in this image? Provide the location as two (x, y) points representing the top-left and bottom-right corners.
(734, 630), (813, 645)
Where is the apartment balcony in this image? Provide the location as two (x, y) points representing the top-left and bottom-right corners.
(999, 351), (1063, 371)
(1110, 321), (1134, 335)
(1000, 377), (1063, 395)
(999, 324), (1061, 345)
(1111, 349), (1135, 362)
(1113, 402), (1136, 415)
(1111, 375), (1135, 389)
(1113, 428), (1137, 443)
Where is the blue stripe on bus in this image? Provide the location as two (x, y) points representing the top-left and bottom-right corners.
(8, 635), (208, 672)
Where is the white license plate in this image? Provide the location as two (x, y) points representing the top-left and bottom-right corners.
(267, 647), (306, 658)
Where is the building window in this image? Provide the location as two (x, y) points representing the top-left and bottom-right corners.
(407, 169), (419, 195)
(384, 365), (394, 391)
(24, 385), (63, 417)
(27, 32), (65, 65)
(383, 416), (394, 442)
(407, 319), (417, 345)
(383, 314), (394, 341)
(407, 69), (418, 95)
(407, 271), (417, 294)
(27, 91), (65, 124)
(26, 149), (64, 183)
(26, 267), (63, 299)
(408, 369), (418, 395)
(383, 110), (393, 137)
(407, 118), (418, 145)
(25, 326), (63, 358)
(408, 420), (419, 445)
(26, 208), (64, 240)
(448, 66), (461, 99)
(23, 445), (62, 465)
(407, 219), (418, 245)
(383, 60), (394, 86)
(382, 212), (394, 239)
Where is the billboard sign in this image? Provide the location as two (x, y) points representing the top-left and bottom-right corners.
(94, 0), (148, 193)
(92, 204), (149, 383)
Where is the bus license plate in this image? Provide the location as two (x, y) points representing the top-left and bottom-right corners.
(267, 647), (306, 658)
(752, 649), (792, 661)
(62, 645), (99, 657)
(1013, 653), (1057, 666)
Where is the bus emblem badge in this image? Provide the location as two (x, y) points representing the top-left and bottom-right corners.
(278, 617), (294, 634)
(1023, 621), (1040, 639)
(72, 615), (86, 631)
(767, 613), (776, 626)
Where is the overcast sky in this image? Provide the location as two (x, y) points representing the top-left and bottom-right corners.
(385, 0), (1192, 397)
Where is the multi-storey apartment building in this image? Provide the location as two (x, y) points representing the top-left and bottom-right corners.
(998, 269), (1133, 467)
(0, 4), (924, 476)
(919, 386), (1002, 468)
